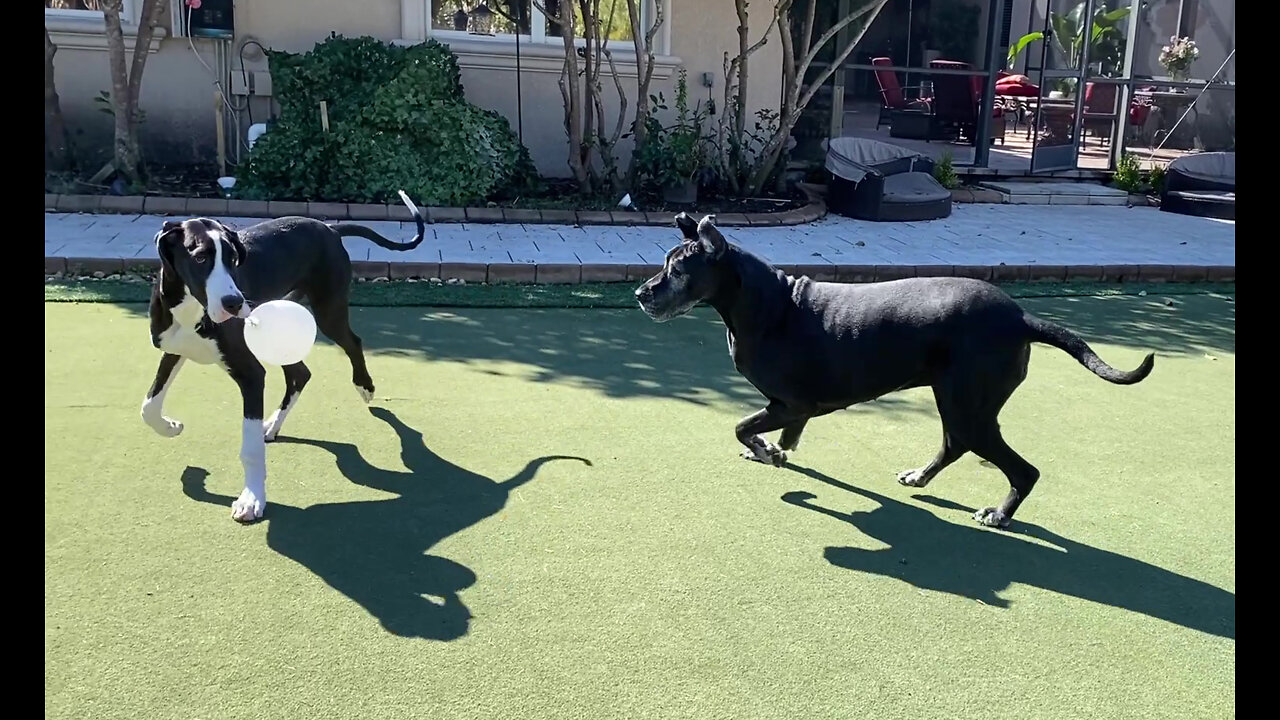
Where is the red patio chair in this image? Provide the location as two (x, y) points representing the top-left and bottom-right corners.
(871, 57), (930, 129)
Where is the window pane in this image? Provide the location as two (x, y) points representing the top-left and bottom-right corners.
(1132, 0), (1234, 83)
(433, 0), (533, 35)
(45, 1), (104, 9)
(544, 0), (637, 42)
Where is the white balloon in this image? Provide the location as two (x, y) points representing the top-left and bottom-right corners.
(242, 300), (317, 366)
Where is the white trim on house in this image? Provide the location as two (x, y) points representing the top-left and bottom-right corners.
(399, 0), (682, 78)
(44, 1), (172, 54)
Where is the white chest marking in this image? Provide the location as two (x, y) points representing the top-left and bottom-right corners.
(158, 293), (225, 366)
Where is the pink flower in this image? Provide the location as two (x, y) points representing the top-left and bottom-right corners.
(186, 0), (202, 9)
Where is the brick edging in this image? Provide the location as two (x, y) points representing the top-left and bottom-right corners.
(950, 188), (1159, 206)
(47, 257), (1233, 286)
(44, 189), (829, 228)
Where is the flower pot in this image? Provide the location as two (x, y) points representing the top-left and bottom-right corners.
(662, 179), (698, 205)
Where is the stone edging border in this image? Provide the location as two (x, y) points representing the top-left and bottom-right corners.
(44, 185), (1157, 225)
(46, 256), (1233, 286)
(44, 187), (830, 227)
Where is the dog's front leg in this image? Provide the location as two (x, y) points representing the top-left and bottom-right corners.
(735, 402), (802, 467)
(141, 353), (186, 437)
(230, 365), (268, 523)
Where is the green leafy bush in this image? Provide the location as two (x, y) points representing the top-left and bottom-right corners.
(1148, 163), (1166, 193)
(932, 151), (959, 190)
(632, 68), (711, 195)
(1112, 152), (1143, 192)
(241, 35), (535, 206)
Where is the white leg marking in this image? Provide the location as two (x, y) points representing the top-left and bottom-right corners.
(232, 418), (267, 523)
(356, 384), (374, 404)
(141, 358), (186, 437)
(263, 392), (301, 442)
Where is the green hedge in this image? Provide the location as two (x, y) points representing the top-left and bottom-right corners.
(240, 36), (537, 206)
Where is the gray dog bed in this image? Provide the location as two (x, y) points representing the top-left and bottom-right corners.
(824, 137), (952, 222)
(1160, 151), (1234, 220)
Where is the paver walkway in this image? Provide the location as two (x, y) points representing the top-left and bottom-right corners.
(45, 204), (1235, 282)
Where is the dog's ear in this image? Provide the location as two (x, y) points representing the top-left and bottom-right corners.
(696, 214), (726, 258)
(674, 212), (698, 241)
(154, 221), (183, 269)
(212, 220), (247, 266)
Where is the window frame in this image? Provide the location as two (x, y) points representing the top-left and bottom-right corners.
(416, 0), (668, 54)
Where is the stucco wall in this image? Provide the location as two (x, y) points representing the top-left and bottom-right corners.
(46, 0), (783, 180)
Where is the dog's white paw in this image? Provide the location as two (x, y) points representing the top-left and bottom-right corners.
(355, 384), (374, 404)
(143, 413), (184, 438)
(897, 468), (932, 488)
(231, 488), (266, 523)
(974, 507), (1011, 529)
(263, 412), (285, 443)
(740, 437), (787, 467)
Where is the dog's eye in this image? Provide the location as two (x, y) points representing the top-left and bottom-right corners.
(192, 252), (208, 264)
(669, 267), (684, 279)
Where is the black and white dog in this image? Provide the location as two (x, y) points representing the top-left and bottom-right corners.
(140, 191), (427, 523)
(635, 213), (1155, 529)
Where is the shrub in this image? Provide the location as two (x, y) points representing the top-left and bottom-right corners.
(932, 151), (959, 190)
(1112, 152), (1143, 192)
(631, 69), (711, 196)
(1148, 163), (1166, 193)
(241, 35), (535, 205)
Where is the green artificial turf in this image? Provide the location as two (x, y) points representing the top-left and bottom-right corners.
(44, 278), (1236, 308)
(45, 293), (1234, 719)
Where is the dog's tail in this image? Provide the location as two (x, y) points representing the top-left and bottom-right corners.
(328, 190), (429, 251)
(1023, 313), (1154, 385)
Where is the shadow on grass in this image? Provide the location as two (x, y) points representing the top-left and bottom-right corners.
(781, 464), (1235, 641)
(105, 290), (1231, 408)
(1021, 293), (1234, 356)
(181, 407), (590, 641)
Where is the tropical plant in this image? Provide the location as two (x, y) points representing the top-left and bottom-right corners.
(1007, 2), (1131, 77)
(932, 150), (959, 190)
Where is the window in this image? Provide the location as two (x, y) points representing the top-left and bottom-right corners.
(44, 1), (134, 16)
(425, 0), (648, 46)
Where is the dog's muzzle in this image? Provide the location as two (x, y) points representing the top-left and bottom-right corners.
(209, 294), (250, 324)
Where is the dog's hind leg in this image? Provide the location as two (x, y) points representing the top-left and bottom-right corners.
(264, 362), (312, 442)
(313, 298), (375, 403)
(141, 353), (186, 437)
(779, 419), (809, 451)
(933, 345), (1038, 529)
(736, 402), (805, 466)
(967, 425), (1040, 529)
(898, 384), (970, 488)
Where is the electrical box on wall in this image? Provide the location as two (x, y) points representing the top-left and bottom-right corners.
(186, 0), (235, 40)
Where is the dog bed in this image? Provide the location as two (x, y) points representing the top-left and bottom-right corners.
(1160, 151), (1234, 220)
(824, 137), (952, 222)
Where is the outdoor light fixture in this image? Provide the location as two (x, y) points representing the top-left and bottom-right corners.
(468, 3), (495, 36)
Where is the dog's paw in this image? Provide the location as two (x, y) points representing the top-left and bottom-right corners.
(231, 488), (266, 524)
(143, 413), (184, 438)
(263, 412), (285, 443)
(741, 437), (787, 467)
(897, 467), (933, 488)
(973, 507), (1011, 529)
(355, 384), (375, 404)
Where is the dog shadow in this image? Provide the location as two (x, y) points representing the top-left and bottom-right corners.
(781, 465), (1235, 640)
(181, 407), (590, 641)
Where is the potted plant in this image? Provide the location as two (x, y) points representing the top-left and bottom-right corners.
(636, 68), (709, 204)
(1007, 2), (1131, 77)
(1159, 35), (1200, 85)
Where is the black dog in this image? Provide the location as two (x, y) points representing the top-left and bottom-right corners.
(635, 213), (1154, 529)
(140, 191), (427, 523)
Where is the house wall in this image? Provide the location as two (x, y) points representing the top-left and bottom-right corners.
(46, 0), (782, 180)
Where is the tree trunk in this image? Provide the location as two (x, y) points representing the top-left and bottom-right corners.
(624, 0), (663, 191)
(44, 26), (74, 172)
(101, 0), (165, 187)
(743, 0), (888, 195)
